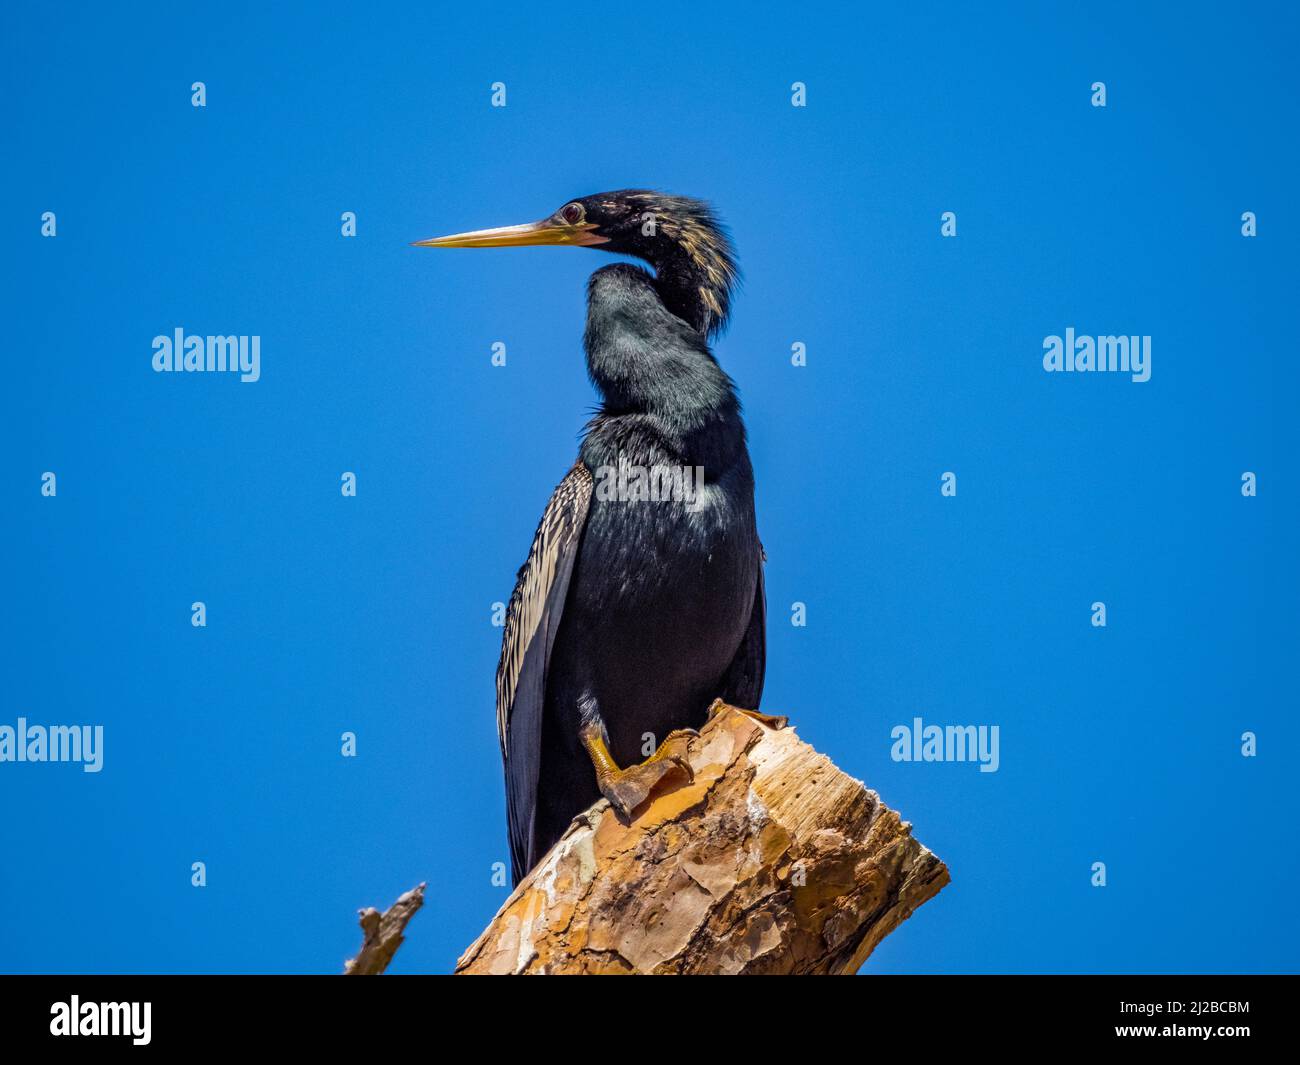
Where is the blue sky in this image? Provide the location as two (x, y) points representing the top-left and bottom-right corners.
(3, 1), (1296, 973)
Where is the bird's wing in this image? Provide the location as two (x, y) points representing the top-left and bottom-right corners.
(718, 546), (767, 711)
(496, 461), (593, 883)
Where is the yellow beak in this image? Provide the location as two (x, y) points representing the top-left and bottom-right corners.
(411, 219), (609, 249)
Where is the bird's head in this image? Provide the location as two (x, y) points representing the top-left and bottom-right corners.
(414, 190), (738, 338)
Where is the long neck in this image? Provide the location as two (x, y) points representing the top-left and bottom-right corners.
(651, 248), (729, 338)
(582, 265), (742, 464)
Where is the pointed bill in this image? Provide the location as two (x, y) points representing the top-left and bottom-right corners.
(412, 219), (608, 248)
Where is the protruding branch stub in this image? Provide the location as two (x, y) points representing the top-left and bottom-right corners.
(343, 882), (427, 976)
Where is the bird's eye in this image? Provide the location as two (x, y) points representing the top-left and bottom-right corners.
(560, 202), (585, 225)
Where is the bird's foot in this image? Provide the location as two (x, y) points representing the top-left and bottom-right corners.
(581, 725), (696, 819)
(707, 697), (788, 730)
(644, 728), (697, 771)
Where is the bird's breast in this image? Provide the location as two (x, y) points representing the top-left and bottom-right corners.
(569, 411), (757, 660)
(570, 461), (757, 634)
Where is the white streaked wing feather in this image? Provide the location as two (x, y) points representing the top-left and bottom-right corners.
(495, 463), (593, 755)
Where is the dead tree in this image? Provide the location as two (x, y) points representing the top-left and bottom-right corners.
(452, 701), (949, 974)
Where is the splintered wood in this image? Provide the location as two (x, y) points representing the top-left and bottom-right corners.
(456, 702), (949, 975)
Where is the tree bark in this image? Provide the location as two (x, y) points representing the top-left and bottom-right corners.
(455, 701), (949, 975)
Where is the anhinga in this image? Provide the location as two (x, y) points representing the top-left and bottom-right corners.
(416, 191), (779, 884)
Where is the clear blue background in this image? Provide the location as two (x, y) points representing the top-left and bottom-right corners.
(3, 1), (1295, 974)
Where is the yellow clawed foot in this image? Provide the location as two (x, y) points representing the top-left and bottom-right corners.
(707, 698), (788, 730)
(581, 725), (696, 819)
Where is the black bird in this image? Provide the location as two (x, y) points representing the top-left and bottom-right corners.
(415, 191), (779, 884)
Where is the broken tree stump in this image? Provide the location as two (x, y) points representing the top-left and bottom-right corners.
(456, 701), (949, 975)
